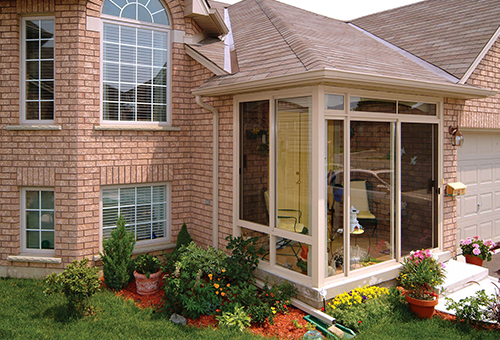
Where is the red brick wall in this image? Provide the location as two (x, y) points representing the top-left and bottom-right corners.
(462, 38), (500, 129)
(0, 0), (233, 273)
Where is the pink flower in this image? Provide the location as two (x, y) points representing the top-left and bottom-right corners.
(473, 247), (481, 256)
(473, 243), (480, 248)
(473, 236), (480, 240)
(425, 249), (432, 258)
(484, 240), (493, 247)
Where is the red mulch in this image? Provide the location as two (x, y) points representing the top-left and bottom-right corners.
(435, 311), (500, 331)
(108, 277), (311, 339)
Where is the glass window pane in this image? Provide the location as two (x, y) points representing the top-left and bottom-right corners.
(40, 20), (54, 37)
(137, 104), (151, 121)
(152, 186), (165, 202)
(40, 81), (54, 100)
(103, 23), (119, 43)
(152, 203), (165, 220)
(398, 102), (437, 116)
(326, 120), (345, 277)
(26, 191), (40, 209)
(153, 49), (167, 67)
(40, 101), (54, 120)
(103, 43), (119, 61)
(104, 83), (119, 102)
(104, 102), (119, 120)
(120, 86), (135, 102)
(153, 12), (169, 25)
(41, 191), (54, 209)
(137, 48), (152, 65)
(121, 45), (136, 64)
(350, 97), (396, 113)
(350, 121), (395, 271)
(26, 41), (39, 59)
(102, 189), (119, 208)
(102, 0), (121, 17)
(121, 3), (137, 20)
(325, 94), (344, 110)
(136, 205), (151, 223)
(152, 221), (165, 238)
(137, 6), (152, 22)
(103, 208), (119, 227)
(26, 20), (40, 39)
(26, 82), (39, 100)
(26, 231), (39, 249)
(120, 25), (136, 45)
(153, 105), (166, 121)
(104, 63), (119, 82)
(120, 103), (136, 121)
(241, 227), (269, 263)
(120, 64), (136, 83)
(41, 231), (54, 249)
(137, 66), (152, 84)
(26, 102), (39, 120)
(239, 100), (270, 226)
(26, 61), (39, 79)
(40, 61), (53, 79)
(120, 188), (136, 206)
(153, 86), (166, 104)
(136, 186), (151, 204)
(41, 211), (54, 229)
(153, 68), (166, 85)
(137, 29), (152, 47)
(26, 211), (40, 230)
(153, 31), (168, 49)
(276, 96), (312, 236)
(40, 40), (54, 59)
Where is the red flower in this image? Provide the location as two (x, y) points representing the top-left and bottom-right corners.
(359, 320), (362, 324)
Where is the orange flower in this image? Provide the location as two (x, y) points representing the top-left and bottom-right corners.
(214, 283), (220, 289)
(227, 283), (230, 287)
(216, 291), (219, 295)
(221, 292), (225, 297)
(208, 274), (213, 280)
(222, 269), (226, 273)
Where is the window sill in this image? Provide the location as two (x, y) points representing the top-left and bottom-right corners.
(7, 255), (62, 264)
(5, 125), (62, 131)
(94, 125), (181, 132)
(133, 241), (176, 255)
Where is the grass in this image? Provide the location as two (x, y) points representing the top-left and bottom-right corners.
(0, 278), (498, 340)
(0, 277), (264, 340)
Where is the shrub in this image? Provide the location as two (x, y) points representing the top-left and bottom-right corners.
(135, 254), (161, 278)
(445, 289), (492, 324)
(216, 304), (251, 332)
(486, 282), (500, 323)
(224, 235), (260, 284)
(175, 223), (193, 250)
(100, 215), (136, 290)
(44, 258), (100, 315)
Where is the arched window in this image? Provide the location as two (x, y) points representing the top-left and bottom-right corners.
(101, 0), (171, 123)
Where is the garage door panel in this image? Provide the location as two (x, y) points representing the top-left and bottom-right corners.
(464, 195), (478, 216)
(462, 165), (478, 186)
(496, 191), (500, 210)
(477, 134), (493, 153)
(479, 221), (492, 238)
(464, 224), (478, 239)
(479, 193), (493, 213)
(496, 162), (500, 181)
(479, 164), (493, 184)
(495, 219), (500, 242)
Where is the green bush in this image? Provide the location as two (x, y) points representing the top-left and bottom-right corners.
(100, 215), (136, 290)
(44, 258), (100, 315)
(445, 289), (492, 324)
(135, 254), (161, 278)
(224, 236), (260, 284)
(216, 304), (251, 332)
(175, 223), (193, 250)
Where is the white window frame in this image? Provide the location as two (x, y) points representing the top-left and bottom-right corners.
(100, 183), (171, 250)
(99, 14), (172, 126)
(21, 187), (55, 256)
(20, 16), (55, 125)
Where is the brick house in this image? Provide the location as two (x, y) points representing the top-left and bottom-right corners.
(0, 0), (498, 305)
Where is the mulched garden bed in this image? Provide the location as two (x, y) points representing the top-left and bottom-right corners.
(113, 278), (310, 339)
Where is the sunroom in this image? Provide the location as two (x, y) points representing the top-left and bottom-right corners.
(192, 69), (493, 306)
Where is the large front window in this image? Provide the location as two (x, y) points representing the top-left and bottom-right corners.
(101, 0), (170, 123)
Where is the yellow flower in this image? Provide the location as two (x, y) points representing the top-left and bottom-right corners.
(227, 284), (230, 287)
(208, 274), (213, 280)
(222, 269), (226, 273)
(216, 291), (219, 295)
(214, 283), (220, 289)
(221, 292), (225, 297)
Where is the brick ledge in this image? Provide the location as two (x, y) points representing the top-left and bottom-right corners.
(6, 125), (62, 131)
(94, 125), (181, 131)
(7, 255), (62, 264)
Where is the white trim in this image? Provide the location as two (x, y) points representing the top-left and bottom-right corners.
(185, 45), (228, 76)
(20, 187), (55, 256)
(99, 182), (171, 252)
(459, 25), (500, 84)
(193, 68), (496, 99)
(349, 23), (459, 84)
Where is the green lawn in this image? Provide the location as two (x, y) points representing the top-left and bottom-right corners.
(0, 278), (498, 340)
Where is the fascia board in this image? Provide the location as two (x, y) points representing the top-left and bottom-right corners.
(460, 26), (500, 84)
(192, 68), (497, 99)
(185, 44), (228, 76)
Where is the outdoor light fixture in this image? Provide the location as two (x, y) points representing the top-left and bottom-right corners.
(449, 126), (464, 146)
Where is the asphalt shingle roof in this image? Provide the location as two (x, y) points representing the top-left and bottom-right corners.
(198, 0), (457, 89)
(351, 0), (500, 80)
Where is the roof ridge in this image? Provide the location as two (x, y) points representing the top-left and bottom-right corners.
(254, 0), (308, 70)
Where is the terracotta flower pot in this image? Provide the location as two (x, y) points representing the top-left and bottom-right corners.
(464, 254), (484, 266)
(134, 270), (162, 295)
(405, 294), (438, 319)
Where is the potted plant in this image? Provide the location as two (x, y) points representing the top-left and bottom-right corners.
(459, 236), (494, 266)
(133, 254), (162, 295)
(398, 249), (446, 318)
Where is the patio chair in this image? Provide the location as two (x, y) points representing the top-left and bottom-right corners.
(350, 179), (378, 238)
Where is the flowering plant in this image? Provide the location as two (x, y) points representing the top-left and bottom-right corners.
(459, 236), (493, 261)
(398, 249), (446, 300)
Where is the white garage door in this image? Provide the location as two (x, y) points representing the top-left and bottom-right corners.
(457, 130), (500, 247)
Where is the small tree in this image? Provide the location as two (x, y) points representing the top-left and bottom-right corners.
(100, 215), (136, 290)
(175, 222), (193, 250)
(45, 258), (100, 315)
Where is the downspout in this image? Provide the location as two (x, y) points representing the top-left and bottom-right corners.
(195, 95), (219, 249)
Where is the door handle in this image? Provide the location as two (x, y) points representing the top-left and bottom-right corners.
(477, 203), (482, 213)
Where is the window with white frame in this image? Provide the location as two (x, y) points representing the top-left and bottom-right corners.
(102, 184), (169, 243)
(22, 188), (55, 252)
(22, 18), (55, 123)
(101, 0), (170, 123)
